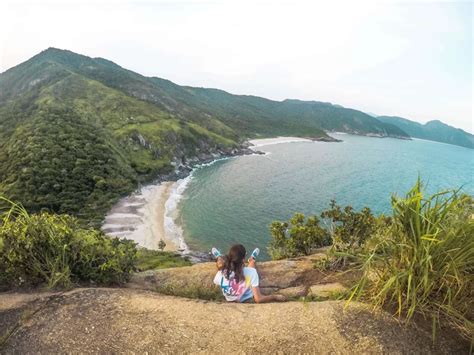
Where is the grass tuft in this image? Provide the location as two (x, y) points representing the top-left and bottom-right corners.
(348, 179), (473, 342)
(135, 249), (192, 271)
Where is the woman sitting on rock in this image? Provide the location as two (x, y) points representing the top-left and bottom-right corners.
(212, 244), (287, 303)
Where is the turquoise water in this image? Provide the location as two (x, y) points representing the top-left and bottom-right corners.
(177, 134), (474, 259)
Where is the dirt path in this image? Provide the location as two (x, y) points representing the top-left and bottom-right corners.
(0, 288), (466, 354)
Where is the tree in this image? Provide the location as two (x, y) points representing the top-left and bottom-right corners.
(321, 200), (381, 251)
(158, 239), (166, 251)
(268, 213), (329, 260)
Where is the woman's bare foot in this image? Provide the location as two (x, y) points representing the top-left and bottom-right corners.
(273, 294), (287, 302)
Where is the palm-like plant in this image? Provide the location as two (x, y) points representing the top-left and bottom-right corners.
(349, 179), (474, 342)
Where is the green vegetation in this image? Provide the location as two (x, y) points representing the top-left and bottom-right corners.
(0, 48), (469, 232)
(272, 181), (473, 342)
(0, 48), (414, 226)
(158, 239), (166, 251)
(0, 107), (138, 225)
(269, 213), (329, 259)
(349, 181), (473, 342)
(1, 48), (471, 340)
(321, 200), (380, 249)
(0, 198), (137, 288)
(135, 249), (191, 272)
(320, 201), (392, 270)
(0, 53), (239, 225)
(378, 116), (474, 149)
(0, 197), (193, 289)
(268, 202), (385, 261)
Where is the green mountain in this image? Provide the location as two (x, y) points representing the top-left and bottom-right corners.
(0, 47), (412, 222)
(1, 48), (410, 138)
(0, 49), (242, 224)
(173, 91), (411, 139)
(377, 116), (473, 149)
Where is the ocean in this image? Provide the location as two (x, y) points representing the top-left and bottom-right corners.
(174, 134), (474, 259)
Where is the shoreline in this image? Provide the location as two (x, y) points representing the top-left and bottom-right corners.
(101, 136), (323, 259)
(248, 136), (313, 147)
(102, 133), (464, 262)
(101, 182), (178, 252)
(101, 144), (261, 260)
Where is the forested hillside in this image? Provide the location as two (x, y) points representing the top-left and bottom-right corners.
(0, 49), (242, 224)
(178, 89), (410, 138)
(377, 116), (474, 149)
(0, 47), (412, 223)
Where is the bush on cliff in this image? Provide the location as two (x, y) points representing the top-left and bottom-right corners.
(268, 202), (383, 261)
(321, 201), (391, 269)
(0, 198), (137, 288)
(268, 213), (330, 259)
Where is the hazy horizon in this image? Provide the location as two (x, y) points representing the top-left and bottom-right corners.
(1, 0), (472, 133)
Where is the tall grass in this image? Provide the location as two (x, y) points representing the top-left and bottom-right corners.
(348, 180), (474, 341)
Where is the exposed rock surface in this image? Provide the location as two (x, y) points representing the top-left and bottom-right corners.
(309, 283), (348, 299)
(1, 251), (469, 353)
(127, 252), (355, 299)
(0, 288), (467, 353)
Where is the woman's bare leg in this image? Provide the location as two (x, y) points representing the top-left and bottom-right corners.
(247, 258), (286, 302)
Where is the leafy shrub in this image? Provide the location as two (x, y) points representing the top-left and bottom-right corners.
(321, 200), (383, 250)
(269, 203), (384, 261)
(269, 213), (329, 260)
(158, 239), (166, 251)
(321, 201), (391, 269)
(0, 198), (137, 288)
(348, 180), (474, 342)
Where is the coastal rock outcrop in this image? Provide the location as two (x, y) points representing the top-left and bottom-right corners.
(127, 251), (358, 299)
(0, 251), (468, 353)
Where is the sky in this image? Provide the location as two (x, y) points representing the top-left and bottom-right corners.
(1, 0), (472, 132)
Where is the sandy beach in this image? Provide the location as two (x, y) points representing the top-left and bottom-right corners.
(102, 137), (309, 252)
(102, 181), (182, 252)
(249, 136), (312, 148)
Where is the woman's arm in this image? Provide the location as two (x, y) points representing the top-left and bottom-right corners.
(252, 286), (287, 303)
